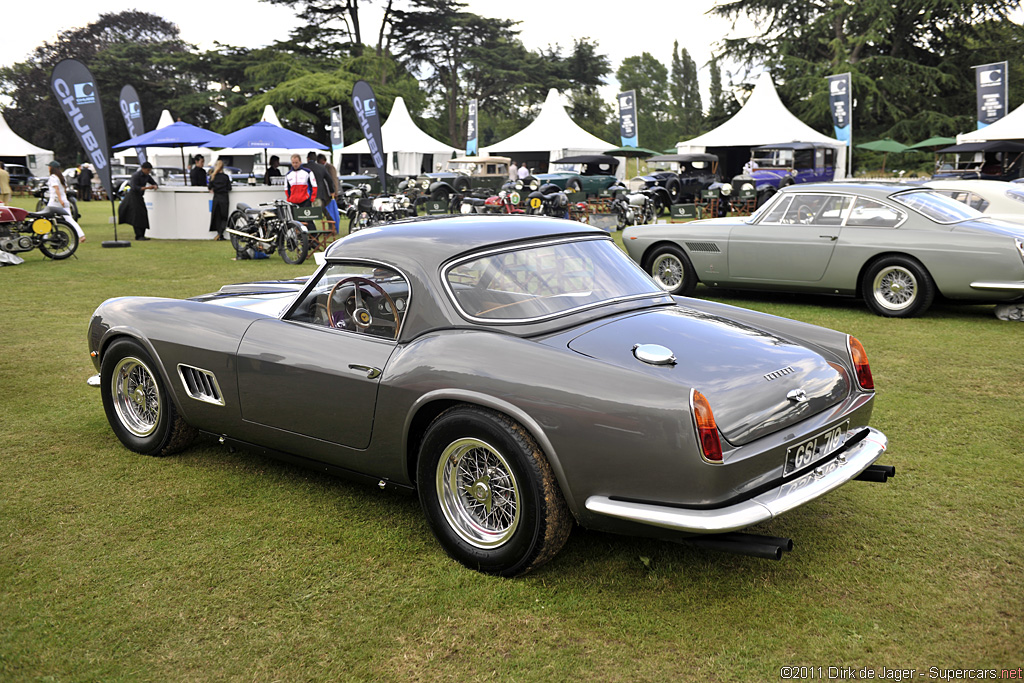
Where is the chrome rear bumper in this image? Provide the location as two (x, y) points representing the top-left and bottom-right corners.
(585, 427), (888, 535)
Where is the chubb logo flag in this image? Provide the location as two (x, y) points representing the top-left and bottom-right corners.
(50, 59), (114, 199)
(119, 84), (147, 165)
(974, 61), (1007, 129)
(826, 73), (852, 144)
(352, 79), (386, 191)
(618, 90), (637, 148)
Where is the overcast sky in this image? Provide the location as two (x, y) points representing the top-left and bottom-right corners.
(0, 0), (756, 106)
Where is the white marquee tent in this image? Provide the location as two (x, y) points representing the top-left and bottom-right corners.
(958, 101), (1024, 143)
(675, 72), (847, 178)
(339, 96), (457, 176)
(1, 112), (54, 176)
(482, 89), (617, 169)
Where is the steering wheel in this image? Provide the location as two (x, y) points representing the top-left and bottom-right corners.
(326, 276), (401, 339)
(795, 204), (815, 224)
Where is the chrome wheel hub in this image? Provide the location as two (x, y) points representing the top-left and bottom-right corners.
(873, 266), (916, 311)
(436, 438), (520, 548)
(111, 357), (160, 437)
(652, 254), (683, 291)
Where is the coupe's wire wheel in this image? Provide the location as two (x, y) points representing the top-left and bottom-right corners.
(111, 356), (161, 437)
(652, 252), (684, 291)
(871, 265), (918, 311)
(436, 438), (521, 548)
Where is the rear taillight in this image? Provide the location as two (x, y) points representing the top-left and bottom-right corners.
(690, 389), (723, 463)
(848, 336), (874, 390)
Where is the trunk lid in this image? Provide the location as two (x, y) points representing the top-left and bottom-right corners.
(565, 307), (848, 445)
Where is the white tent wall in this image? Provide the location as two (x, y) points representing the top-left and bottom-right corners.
(339, 96), (457, 176)
(675, 72), (846, 180)
(482, 89), (617, 173)
(1, 112), (54, 177)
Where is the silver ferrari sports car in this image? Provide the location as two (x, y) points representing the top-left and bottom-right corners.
(623, 183), (1024, 317)
(87, 216), (891, 576)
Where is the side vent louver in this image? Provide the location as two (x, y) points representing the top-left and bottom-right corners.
(177, 365), (225, 406)
(685, 241), (721, 253)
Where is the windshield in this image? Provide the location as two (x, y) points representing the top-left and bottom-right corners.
(446, 237), (663, 322)
(752, 148), (793, 169)
(891, 190), (984, 223)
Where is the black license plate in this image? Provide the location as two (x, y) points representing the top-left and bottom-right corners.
(784, 420), (849, 476)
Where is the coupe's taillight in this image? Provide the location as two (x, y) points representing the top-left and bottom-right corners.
(690, 389), (723, 463)
(848, 336), (874, 390)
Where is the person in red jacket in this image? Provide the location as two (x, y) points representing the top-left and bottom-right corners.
(285, 154), (317, 205)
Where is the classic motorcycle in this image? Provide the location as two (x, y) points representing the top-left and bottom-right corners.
(483, 190), (524, 214)
(33, 185), (80, 222)
(611, 188), (656, 228)
(525, 184), (571, 218)
(0, 205), (79, 260)
(225, 200), (309, 265)
(347, 192), (415, 231)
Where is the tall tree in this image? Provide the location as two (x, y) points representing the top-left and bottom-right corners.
(709, 0), (1022, 140)
(705, 57), (731, 131)
(616, 53), (672, 150)
(670, 42), (703, 139)
(0, 12), (195, 163)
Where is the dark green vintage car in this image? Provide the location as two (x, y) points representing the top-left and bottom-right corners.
(534, 155), (623, 196)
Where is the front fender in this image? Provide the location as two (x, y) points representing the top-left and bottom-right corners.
(429, 181), (455, 194)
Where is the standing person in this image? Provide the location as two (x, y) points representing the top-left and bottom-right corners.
(118, 161), (158, 241)
(77, 163), (94, 201)
(317, 153), (341, 231)
(264, 155), (282, 185)
(509, 160), (518, 181)
(0, 163), (11, 205)
(208, 160), (232, 241)
(285, 154), (317, 230)
(306, 151), (331, 213)
(190, 155), (208, 187)
(518, 164), (529, 180)
(45, 160), (86, 243)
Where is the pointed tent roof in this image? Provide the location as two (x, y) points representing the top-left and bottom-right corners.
(340, 97), (457, 155)
(958, 101), (1024, 143)
(0, 112), (53, 156)
(483, 89), (615, 156)
(155, 109), (174, 129)
(259, 104), (282, 127)
(676, 72), (842, 149)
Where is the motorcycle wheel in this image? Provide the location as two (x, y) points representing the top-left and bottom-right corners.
(227, 211), (249, 254)
(35, 199), (46, 212)
(38, 221), (79, 260)
(70, 198), (80, 222)
(279, 224), (309, 265)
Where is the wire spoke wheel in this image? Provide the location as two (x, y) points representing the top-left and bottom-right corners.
(436, 438), (520, 548)
(111, 357), (161, 437)
(652, 253), (683, 291)
(872, 265), (917, 311)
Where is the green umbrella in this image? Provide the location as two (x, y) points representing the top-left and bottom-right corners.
(907, 136), (956, 150)
(855, 139), (909, 173)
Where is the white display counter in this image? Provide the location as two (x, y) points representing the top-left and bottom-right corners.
(145, 185), (287, 239)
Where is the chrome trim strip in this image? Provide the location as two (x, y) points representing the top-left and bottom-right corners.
(969, 281), (1024, 291)
(584, 427), (887, 534)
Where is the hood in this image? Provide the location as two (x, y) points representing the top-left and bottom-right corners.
(189, 279), (308, 317)
(565, 307), (848, 445)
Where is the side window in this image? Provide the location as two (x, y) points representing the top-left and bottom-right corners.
(846, 198), (904, 228)
(287, 262), (409, 340)
(762, 194), (846, 225)
(794, 149), (814, 170)
(824, 148), (836, 168)
(760, 195), (794, 224)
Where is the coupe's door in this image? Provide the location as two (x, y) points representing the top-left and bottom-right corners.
(236, 319), (395, 449)
(727, 193), (850, 282)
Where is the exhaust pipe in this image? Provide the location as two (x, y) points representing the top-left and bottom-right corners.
(224, 227), (274, 244)
(855, 464), (896, 483)
(685, 532), (794, 560)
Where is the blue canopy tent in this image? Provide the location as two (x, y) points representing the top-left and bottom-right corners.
(210, 121), (327, 181)
(113, 121), (228, 177)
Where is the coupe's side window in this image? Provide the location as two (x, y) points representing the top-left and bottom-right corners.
(933, 190), (990, 213)
(287, 262), (409, 340)
(846, 198), (904, 228)
(761, 194), (848, 225)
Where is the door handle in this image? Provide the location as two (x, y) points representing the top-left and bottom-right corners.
(819, 234), (838, 241)
(349, 364), (382, 379)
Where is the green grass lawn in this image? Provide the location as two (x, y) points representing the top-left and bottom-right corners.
(2, 198), (1022, 681)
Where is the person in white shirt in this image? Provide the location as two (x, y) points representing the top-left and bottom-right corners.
(518, 164), (530, 180)
(509, 161), (518, 181)
(46, 161), (85, 242)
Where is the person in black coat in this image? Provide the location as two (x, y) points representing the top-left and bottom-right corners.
(77, 164), (94, 201)
(190, 155), (208, 187)
(264, 155), (282, 185)
(208, 160), (232, 240)
(117, 162), (158, 240)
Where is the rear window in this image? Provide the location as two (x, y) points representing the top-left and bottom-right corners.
(446, 238), (662, 322)
(892, 190), (983, 223)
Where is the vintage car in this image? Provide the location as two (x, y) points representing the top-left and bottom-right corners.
(405, 156), (513, 203)
(623, 183), (1024, 317)
(88, 215), (892, 576)
(924, 179), (1024, 226)
(932, 141), (1024, 182)
(749, 143), (837, 204)
(533, 155), (622, 196)
(629, 153), (720, 211)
